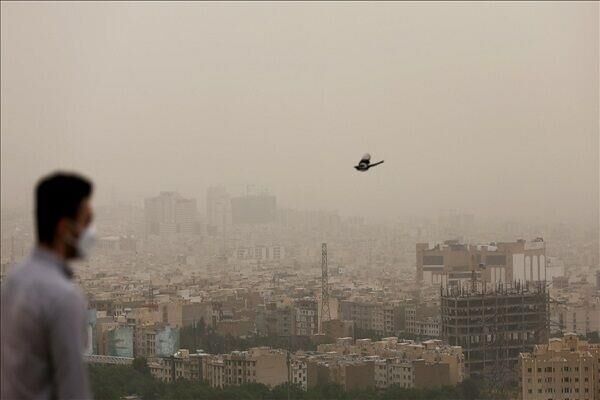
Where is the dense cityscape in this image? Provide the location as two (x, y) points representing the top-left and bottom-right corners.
(1, 189), (598, 399)
(1, 2), (598, 400)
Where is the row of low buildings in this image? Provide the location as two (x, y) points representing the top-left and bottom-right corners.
(338, 299), (441, 338)
(149, 347), (287, 387)
(145, 337), (465, 392)
(89, 311), (180, 358)
(86, 321), (600, 398)
(148, 347), (290, 388)
(88, 293), (444, 359)
(86, 296), (343, 358)
(316, 337), (464, 390)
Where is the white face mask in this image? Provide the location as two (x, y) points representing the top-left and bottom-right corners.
(76, 224), (96, 259)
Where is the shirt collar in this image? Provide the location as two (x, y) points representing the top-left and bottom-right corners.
(32, 246), (74, 279)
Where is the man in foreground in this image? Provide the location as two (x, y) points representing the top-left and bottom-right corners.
(1, 172), (95, 400)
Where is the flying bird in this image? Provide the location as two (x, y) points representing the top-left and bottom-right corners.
(354, 153), (384, 172)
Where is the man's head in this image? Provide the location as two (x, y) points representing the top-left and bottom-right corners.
(36, 172), (94, 260)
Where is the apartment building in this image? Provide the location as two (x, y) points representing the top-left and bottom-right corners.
(134, 324), (179, 358)
(304, 356), (375, 391)
(550, 297), (600, 337)
(294, 297), (318, 337)
(221, 347), (288, 388)
(373, 357), (414, 389)
(235, 245), (286, 261)
(405, 303), (441, 338)
(323, 319), (355, 340)
(339, 300), (385, 336)
(291, 356), (309, 390)
(148, 349), (207, 383)
(204, 356), (226, 389)
(256, 302), (294, 337)
(519, 333), (600, 400)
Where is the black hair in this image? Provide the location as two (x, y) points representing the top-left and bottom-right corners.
(35, 172), (93, 245)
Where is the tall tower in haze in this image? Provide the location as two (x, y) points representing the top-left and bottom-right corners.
(206, 186), (231, 235)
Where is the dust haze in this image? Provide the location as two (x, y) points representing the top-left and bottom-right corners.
(1, 1), (598, 223)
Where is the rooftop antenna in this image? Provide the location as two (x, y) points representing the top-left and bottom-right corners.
(319, 243), (331, 333)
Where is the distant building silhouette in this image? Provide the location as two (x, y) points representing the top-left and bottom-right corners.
(231, 194), (277, 225)
(206, 186), (231, 236)
(144, 192), (197, 236)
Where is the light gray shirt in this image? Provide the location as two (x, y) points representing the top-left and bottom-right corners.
(1, 248), (91, 400)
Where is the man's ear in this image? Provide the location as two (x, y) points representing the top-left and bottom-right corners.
(55, 218), (70, 242)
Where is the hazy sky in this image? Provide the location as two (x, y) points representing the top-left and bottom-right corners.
(1, 2), (598, 222)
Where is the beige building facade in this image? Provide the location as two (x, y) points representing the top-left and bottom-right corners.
(417, 238), (547, 287)
(519, 333), (600, 400)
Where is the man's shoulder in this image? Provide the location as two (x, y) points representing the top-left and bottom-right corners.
(10, 257), (65, 283)
(4, 257), (83, 304)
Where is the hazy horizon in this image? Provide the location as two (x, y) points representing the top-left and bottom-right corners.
(2, 2), (598, 224)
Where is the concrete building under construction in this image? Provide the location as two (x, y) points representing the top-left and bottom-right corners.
(441, 280), (549, 382)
